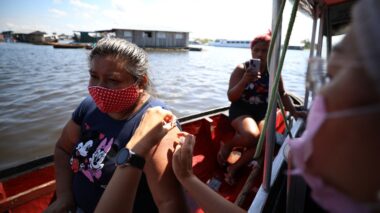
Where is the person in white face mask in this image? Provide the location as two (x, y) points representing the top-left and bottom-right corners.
(288, 0), (380, 212)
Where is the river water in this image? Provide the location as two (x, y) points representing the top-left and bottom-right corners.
(0, 42), (309, 170)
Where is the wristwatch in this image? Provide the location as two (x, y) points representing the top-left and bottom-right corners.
(115, 148), (145, 170)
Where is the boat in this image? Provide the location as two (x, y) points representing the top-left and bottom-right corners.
(0, 0), (357, 212)
(186, 46), (203, 51)
(53, 43), (93, 49)
(208, 39), (251, 48)
(287, 45), (304, 50)
(0, 93), (303, 212)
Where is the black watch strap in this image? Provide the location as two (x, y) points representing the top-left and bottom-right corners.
(129, 151), (145, 170)
(115, 148), (145, 170)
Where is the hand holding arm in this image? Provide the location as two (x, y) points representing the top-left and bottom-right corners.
(126, 106), (176, 158)
(95, 107), (177, 213)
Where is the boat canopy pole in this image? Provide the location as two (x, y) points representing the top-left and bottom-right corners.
(304, 8), (319, 109)
(308, 2), (325, 100)
(253, 0), (286, 161)
(265, 0), (300, 191)
(258, 0), (300, 192)
(263, 0), (283, 192)
(325, 4), (332, 58)
(316, 4), (325, 57)
(309, 9), (318, 58)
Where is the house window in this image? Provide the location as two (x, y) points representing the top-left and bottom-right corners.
(157, 32), (166, 39)
(143, 32), (152, 38)
(123, 31), (132, 37)
(175, 33), (183, 39)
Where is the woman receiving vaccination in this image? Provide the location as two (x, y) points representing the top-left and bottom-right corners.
(45, 38), (187, 213)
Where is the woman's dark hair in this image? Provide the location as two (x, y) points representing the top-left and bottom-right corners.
(90, 38), (151, 90)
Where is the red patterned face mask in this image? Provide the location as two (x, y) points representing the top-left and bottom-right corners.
(88, 84), (140, 113)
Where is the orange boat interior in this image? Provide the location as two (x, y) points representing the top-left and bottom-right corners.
(182, 111), (286, 211)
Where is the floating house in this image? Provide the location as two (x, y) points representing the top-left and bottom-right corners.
(1, 31), (14, 42)
(73, 31), (102, 43)
(27, 31), (46, 43)
(11, 31), (46, 43)
(95, 28), (189, 49)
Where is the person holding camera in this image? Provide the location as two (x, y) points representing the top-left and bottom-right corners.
(219, 31), (305, 185)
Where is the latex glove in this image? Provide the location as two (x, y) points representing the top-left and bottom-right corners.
(126, 106), (176, 158)
(172, 133), (196, 181)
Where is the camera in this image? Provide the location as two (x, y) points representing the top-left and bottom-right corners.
(248, 58), (261, 73)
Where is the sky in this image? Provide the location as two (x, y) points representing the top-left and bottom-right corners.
(0, 0), (314, 43)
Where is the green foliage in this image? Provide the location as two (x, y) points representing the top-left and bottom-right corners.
(301, 39), (311, 49)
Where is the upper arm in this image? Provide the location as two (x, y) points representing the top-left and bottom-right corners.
(143, 126), (188, 212)
(227, 65), (246, 102)
(228, 65), (245, 91)
(56, 119), (81, 154)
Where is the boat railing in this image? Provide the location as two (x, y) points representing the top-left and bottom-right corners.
(178, 106), (229, 124)
(249, 117), (305, 212)
(0, 155), (54, 181)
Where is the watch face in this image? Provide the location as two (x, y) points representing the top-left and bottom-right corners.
(116, 148), (130, 165)
(115, 147), (145, 169)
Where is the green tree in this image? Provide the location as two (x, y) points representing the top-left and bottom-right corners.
(301, 39), (311, 49)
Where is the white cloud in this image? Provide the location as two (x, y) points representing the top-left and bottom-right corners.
(70, 0), (98, 11)
(80, 12), (92, 19)
(5, 22), (16, 28)
(49, 8), (67, 17)
(0, 22), (49, 34)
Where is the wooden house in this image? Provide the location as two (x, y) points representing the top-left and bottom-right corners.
(1, 31), (14, 42)
(12, 31), (46, 43)
(26, 31), (46, 43)
(96, 28), (189, 49)
(73, 31), (102, 43)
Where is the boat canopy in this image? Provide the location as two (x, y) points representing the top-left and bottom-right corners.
(295, 0), (357, 36)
